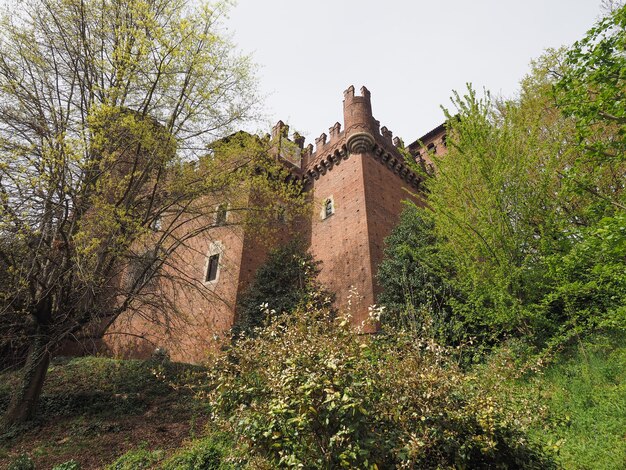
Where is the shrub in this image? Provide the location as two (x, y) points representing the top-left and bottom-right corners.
(208, 307), (554, 468)
(105, 447), (163, 470)
(8, 454), (34, 470)
(377, 203), (464, 343)
(233, 240), (333, 338)
(161, 434), (232, 470)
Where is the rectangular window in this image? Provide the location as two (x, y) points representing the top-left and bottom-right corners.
(206, 254), (219, 282)
(215, 204), (227, 226)
(324, 198), (334, 218)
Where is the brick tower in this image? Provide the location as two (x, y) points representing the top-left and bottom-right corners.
(304, 85), (422, 329)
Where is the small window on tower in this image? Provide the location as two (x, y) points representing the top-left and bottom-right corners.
(205, 254), (219, 282)
(324, 198), (334, 219)
(427, 143), (436, 154)
(215, 204), (228, 226)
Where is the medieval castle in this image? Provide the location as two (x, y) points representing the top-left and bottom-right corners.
(104, 86), (446, 363)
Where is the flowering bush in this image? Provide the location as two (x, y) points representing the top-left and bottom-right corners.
(207, 306), (554, 469)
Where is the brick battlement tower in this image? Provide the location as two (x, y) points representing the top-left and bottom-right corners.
(303, 85), (422, 329)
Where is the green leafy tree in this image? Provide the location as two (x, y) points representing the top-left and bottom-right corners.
(420, 32), (626, 346)
(0, 0), (306, 426)
(426, 80), (577, 341)
(376, 202), (462, 342)
(234, 241), (333, 338)
(556, 6), (626, 179)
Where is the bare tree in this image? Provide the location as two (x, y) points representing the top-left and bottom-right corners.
(600, 0), (624, 14)
(0, 0), (302, 426)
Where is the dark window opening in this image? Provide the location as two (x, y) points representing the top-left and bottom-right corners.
(427, 143), (436, 153)
(324, 198), (333, 218)
(215, 204), (227, 226)
(206, 254), (219, 282)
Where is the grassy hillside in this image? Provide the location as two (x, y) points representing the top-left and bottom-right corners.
(0, 356), (208, 469)
(480, 333), (626, 470)
(526, 335), (626, 469)
(1, 335), (624, 469)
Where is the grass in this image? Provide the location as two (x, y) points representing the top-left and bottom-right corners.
(2, 336), (624, 469)
(485, 332), (626, 470)
(0, 356), (208, 469)
(528, 335), (626, 469)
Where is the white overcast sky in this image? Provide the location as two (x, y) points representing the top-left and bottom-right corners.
(227, 0), (604, 145)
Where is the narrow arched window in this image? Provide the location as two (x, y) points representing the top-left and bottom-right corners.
(204, 242), (224, 284)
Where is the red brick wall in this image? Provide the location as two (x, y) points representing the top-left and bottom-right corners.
(361, 154), (422, 302)
(308, 153), (374, 327)
(103, 213), (246, 363)
(100, 86), (437, 363)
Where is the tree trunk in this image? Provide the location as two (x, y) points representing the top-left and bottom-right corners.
(2, 332), (51, 427)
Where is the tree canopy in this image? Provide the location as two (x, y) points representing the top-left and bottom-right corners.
(0, 0), (305, 426)
(379, 6), (626, 349)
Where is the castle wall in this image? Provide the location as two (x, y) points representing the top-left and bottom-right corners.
(307, 153), (374, 327)
(103, 212), (246, 363)
(99, 85), (437, 363)
(304, 86), (423, 329)
(361, 152), (422, 301)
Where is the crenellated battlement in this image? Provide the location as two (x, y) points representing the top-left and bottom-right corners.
(269, 86), (422, 189)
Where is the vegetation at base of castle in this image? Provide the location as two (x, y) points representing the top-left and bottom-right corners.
(1, 327), (623, 468)
(482, 332), (626, 470)
(0, 0), (308, 427)
(376, 203), (464, 344)
(0, 356), (210, 469)
(233, 240), (334, 339)
(105, 434), (236, 469)
(379, 5), (626, 352)
(207, 308), (555, 469)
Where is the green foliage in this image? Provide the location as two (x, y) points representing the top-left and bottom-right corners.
(538, 213), (626, 343)
(480, 333), (626, 469)
(377, 202), (463, 342)
(415, 84), (566, 343)
(160, 434), (233, 470)
(52, 460), (81, 470)
(397, 34), (626, 348)
(106, 447), (164, 470)
(234, 241), (333, 337)
(7, 454), (34, 470)
(209, 308), (554, 469)
(556, 5), (626, 166)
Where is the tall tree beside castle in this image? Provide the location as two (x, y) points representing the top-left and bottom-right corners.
(378, 6), (626, 348)
(0, 0), (304, 426)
